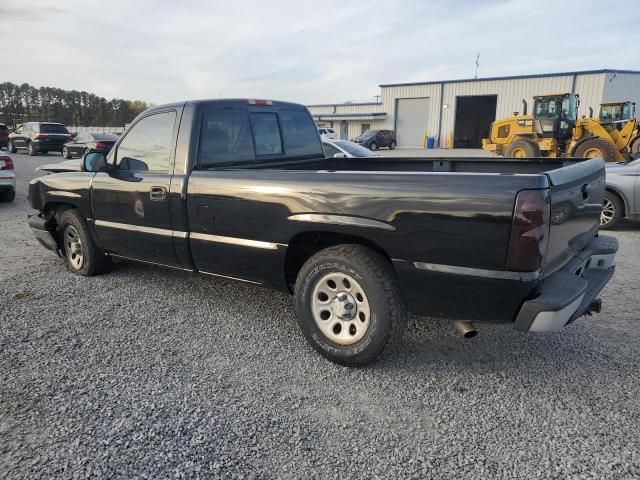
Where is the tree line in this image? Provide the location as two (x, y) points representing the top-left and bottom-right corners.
(0, 82), (150, 127)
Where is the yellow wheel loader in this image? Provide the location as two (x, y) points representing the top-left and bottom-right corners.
(482, 94), (639, 162)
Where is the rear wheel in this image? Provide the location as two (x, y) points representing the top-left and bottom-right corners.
(389, 141), (396, 150)
(369, 143), (377, 151)
(7, 141), (17, 153)
(294, 244), (407, 366)
(504, 139), (541, 158)
(574, 137), (617, 162)
(27, 142), (37, 156)
(58, 209), (110, 276)
(600, 191), (623, 229)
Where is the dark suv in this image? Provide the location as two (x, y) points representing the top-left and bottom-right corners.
(353, 129), (396, 151)
(8, 122), (72, 156)
(0, 123), (9, 149)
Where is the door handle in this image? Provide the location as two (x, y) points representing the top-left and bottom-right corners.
(149, 186), (167, 201)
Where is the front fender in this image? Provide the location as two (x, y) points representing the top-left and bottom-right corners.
(29, 172), (94, 218)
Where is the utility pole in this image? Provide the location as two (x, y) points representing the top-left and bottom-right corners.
(474, 53), (480, 79)
(374, 95), (381, 103)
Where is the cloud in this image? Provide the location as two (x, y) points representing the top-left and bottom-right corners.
(2, 0), (639, 105)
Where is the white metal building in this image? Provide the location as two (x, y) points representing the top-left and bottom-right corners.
(308, 69), (640, 148)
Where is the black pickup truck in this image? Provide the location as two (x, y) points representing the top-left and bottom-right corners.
(28, 99), (617, 365)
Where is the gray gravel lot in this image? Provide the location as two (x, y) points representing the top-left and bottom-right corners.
(1, 151), (639, 479)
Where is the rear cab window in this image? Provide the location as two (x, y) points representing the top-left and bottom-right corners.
(198, 103), (323, 167)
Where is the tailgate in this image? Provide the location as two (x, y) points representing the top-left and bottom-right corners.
(544, 158), (605, 273)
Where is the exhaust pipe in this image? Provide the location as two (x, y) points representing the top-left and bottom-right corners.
(454, 321), (478, 338)
(522, 99), (528, 116)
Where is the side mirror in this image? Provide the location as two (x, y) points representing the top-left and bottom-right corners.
(82, 151), (107, 172)
(333, 152), (347, 158)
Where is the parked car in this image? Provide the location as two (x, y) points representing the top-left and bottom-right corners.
(62, 133), (118, 159)
(0, 150), (15, 202)
(0, 123), (9, 149)
(323, 139), (379, 158)
(600, 158), (640, 229)
(318, 127), (337, 140)
(353, 129), (396, 150)
(7, 122), (72, 156)
(27, 98), (616, 366)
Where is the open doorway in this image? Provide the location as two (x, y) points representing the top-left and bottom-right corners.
(453, 95), (497, 148)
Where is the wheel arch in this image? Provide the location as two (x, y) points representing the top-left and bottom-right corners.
(604, 186), (628, 218)
(284, 231), (392, 292)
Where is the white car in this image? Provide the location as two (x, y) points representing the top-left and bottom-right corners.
(322, 139), (380, 158)
(318, 127), (337, 140)
(0, 150), (16, 202)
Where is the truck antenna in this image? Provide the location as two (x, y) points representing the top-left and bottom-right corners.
(474, 53), (480, 79)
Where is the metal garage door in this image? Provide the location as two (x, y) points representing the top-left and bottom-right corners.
(396, 98), (429, 147)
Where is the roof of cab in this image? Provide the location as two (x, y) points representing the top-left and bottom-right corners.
(146, 98), (308, 114)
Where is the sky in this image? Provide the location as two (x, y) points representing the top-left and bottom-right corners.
(1, 0), (639, 105)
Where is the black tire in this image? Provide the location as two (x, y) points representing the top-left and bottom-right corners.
(0, 189), (15, 202)
(58, 209), (110, 276)
(504, 138), (541, 158)
(389, 141), (396, 150)
(574, 137), (617, 163)
(600, 191), (623, 229)
(294, 244), (407, 366)
(630, 137), (640, 158)
(62, 146), (72, 159)
(27, 142), (37, 156)
(7, 141), (17, 153)
(369, 143), (377, 151)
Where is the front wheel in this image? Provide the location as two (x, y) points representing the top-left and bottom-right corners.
(294, 245), (407, 366)
(27, 142), (37, 156)
(58, 209), (110, 276)
(62, 146), (72, 159)
(369, 143), (377, 151)
(389, 141), (396, 150)
(7, 141), (17, 153)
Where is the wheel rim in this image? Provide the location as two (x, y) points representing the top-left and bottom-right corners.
(370, 144), (377, 150)
(311, 272), (371, 345)
(63, 147), (68, 157)
(512, 147), (527, 158)
(583, 147), (602, 158)
(28, 144), (33, 153)
(600, 198), (615, 226)
(64, 225), (84, 270)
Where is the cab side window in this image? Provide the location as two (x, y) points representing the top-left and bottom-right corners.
(115, 111), (176, 172)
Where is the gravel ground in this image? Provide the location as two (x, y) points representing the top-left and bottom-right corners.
(1, 152), (639, 479)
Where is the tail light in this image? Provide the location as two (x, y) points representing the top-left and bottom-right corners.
(506, 189), (550, 272)
(94, 142), (107, 149)
(0, 155), (14, 170)
(34, 133), (49, 139)
(65, 134), (73, 141)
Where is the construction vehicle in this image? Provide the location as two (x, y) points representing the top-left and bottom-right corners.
(597, 101), (640, 156)
(482, 94), (639, 162)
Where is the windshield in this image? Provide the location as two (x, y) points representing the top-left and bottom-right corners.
(561, 96), (577, 121)
(360, 129), (379, 138)
(40, 123), (69, 134)
(333, 140), (373, 157)
(600, 104), (633, 122)
(91, 133), (118, 141)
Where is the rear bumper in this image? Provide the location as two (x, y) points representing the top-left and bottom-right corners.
(513, 235), (617, 332)
(28, 214), (59, 251)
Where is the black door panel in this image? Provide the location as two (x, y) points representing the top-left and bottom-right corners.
(90, 110), (180, 266)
